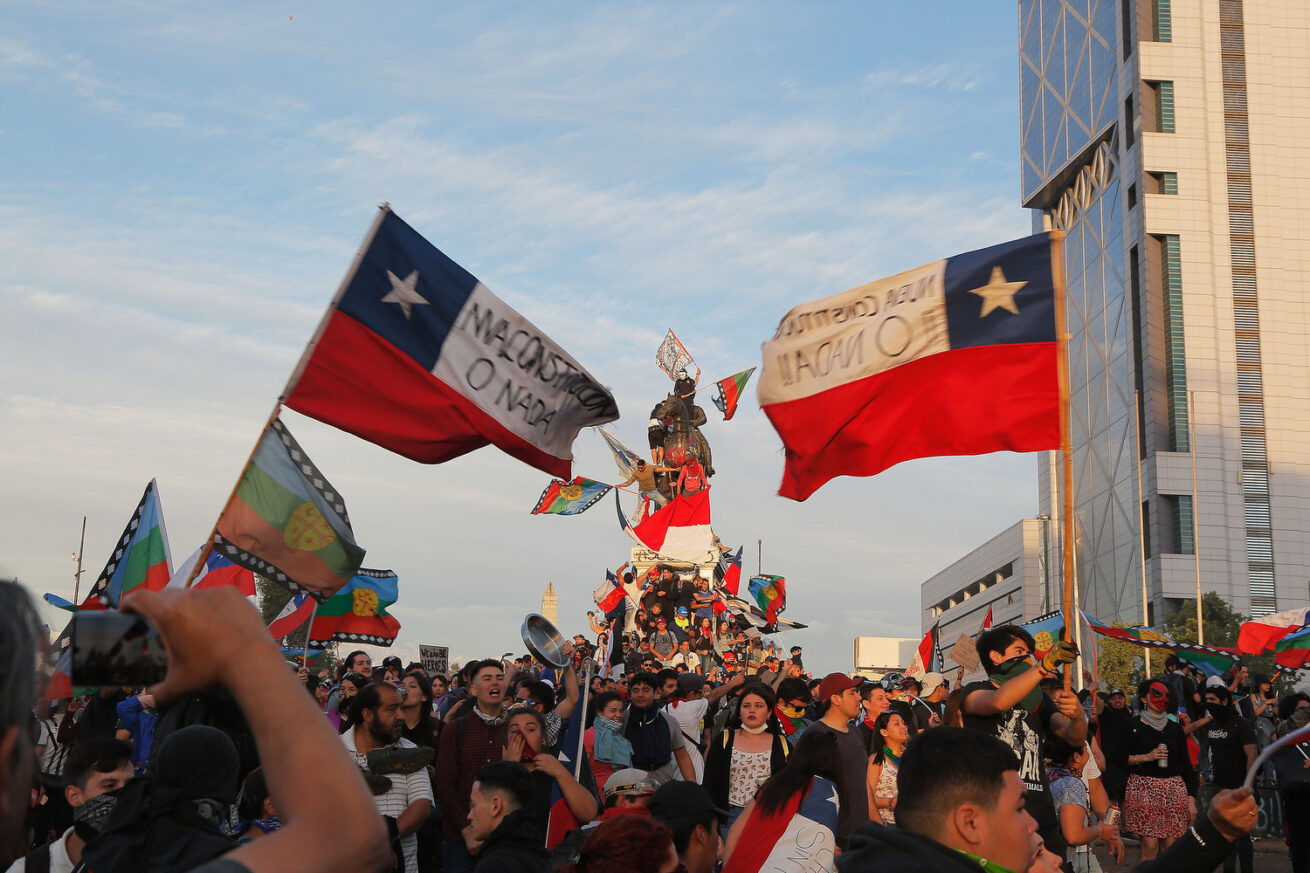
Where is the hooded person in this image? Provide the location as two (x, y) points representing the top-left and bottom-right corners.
(80, 724), (240, 873)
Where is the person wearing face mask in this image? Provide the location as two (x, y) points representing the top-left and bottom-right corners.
(702, 683), (792, 839)
(1116, 679), (1198, 862)
(960, 626), (1085, 863)
(1203, 686), (1257, 873)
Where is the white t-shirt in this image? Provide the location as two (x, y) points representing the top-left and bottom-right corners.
(663, 698), (709, 781)
(5, 827), (76, 873)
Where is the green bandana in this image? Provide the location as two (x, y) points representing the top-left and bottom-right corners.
(985, 654), (1043, 713)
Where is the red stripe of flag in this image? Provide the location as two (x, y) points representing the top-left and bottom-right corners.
(767, 342), (1059, 501)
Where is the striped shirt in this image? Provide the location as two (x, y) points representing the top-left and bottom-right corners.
(341, 728), (434, 871)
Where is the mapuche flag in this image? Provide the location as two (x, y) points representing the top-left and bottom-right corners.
(748, 575), (786, 625)
(307, 569), (402, 647)
(215, 419), (365, 601)
(758, 232), (1061, 501)
(284, 207), (619, 479)
(531, 477), (612, 516)
(81, 479), (173, 608)
(712, 367), (756, 421)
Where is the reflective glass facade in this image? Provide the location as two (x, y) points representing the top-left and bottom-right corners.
(1021, 0), (1142, 624)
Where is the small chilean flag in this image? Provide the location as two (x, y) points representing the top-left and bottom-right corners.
(758, 233), (1061, 501)
(715, 546), (743, 597)
(593, 570), (627, 618)
(285, 207), (619, 479)
(268, 593), (315, 639)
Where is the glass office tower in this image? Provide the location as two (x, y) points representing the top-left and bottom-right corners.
(1018, 0), (1310, 623)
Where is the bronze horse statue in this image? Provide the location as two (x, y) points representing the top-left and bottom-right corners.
(648, 379), (713, 491)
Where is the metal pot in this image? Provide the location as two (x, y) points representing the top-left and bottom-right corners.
(521, 613), (569, 668)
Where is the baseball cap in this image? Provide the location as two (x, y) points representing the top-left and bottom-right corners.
(647, 781), (729, 825)
(676, 674), (705, 695)
(900, 675), (923, 690)
(603, 769), (657, 800)
(920, 672), (946, 697)
(817, 671), (865, 702)
(1109, 688), (1125, 697)
(1205, 675), (1227, 689)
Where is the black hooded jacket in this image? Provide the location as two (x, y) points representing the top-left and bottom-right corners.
(836, 815), (1237, 873)
(837, 824), (1001, 872)
(472, 808), (548, 873)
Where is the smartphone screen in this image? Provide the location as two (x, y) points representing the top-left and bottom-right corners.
(71, 612), (167, 687)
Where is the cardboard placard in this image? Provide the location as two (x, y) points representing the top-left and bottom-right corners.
(419, 644), (449, 678)
(948, 634), (981, 672)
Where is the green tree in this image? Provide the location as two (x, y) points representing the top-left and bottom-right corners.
(1092, 630), (1146, 692)
(1161, 592), (1293, 693)
(1162, 592), (1243, 646)
(255, 575), (337, 675)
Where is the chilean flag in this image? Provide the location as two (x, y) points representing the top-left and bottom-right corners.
(593, 570), (627, 619)
(268, 592), (315, 639)
(285, 208), (619, 479)
(1237, 607), (1310, 655)
(167, 546), (257, 597)
(545, 703), (599, 848)
(721, 776), (840, 873)
(715, 546), (743, 597)
(759, 233), (1061, 500)
(617, 489), (718, 563)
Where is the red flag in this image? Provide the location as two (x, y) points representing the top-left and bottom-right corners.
(982, 605), (993, 629)
(618, 490), (718, 564)
(758, 233), (1061, 501)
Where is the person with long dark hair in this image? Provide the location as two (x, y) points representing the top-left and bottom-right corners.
(720, 730), (843, 873)
(701, 683), (792, 837)
(865, 710), (909, 825)
(400, 670), (440, 749)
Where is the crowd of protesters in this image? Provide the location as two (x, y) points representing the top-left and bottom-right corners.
(3, 577), (1302, 873)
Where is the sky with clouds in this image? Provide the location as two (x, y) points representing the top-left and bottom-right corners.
(1, 2), (1044, 672)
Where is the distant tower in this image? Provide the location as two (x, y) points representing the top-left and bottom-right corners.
(541, 582), (558, 626)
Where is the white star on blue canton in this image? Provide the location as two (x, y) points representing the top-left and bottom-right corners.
(381, 269), (428, 320)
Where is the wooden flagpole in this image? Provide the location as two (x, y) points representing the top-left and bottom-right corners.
(187, 204), (393, 590)
(1134, 390), (1152, 676)
(1050, 229), (1077, 693)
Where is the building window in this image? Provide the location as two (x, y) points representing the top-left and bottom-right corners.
(1148, 171), (1178, 194)
(1121, 0), (1134, 58)
(1127, 183), (1138, 209)
(1142, 500), (1153, 558)
(1153, 0), (1172, 42)
(1150, 81), (1177, 133)
(1157, 234), (1189, 451)
(1166, 495), (1195, 555)
(1124, 95), (1136, 147)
